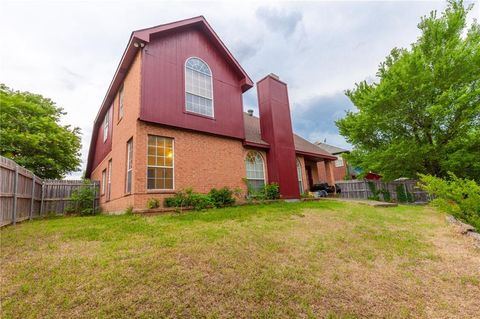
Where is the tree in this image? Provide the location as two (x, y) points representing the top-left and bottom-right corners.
(336, 0), (480, 181)
(0, 84), (82, 178)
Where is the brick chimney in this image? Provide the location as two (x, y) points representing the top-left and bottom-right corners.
(256, 74), (300, 199)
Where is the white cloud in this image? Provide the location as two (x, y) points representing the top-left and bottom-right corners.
(1, 0), (472, 179)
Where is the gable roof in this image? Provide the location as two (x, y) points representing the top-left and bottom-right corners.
(86, 16), (254, 177)
(243, 113), (336, 160)
(315, 142), (350, 155)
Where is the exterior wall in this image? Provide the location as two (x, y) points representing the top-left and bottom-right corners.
(140, 27), (246, 140)
(92, 105), (113, 170)
(296, 156), (308, 194)
(91, 51), (142, 212)
(257, 75), (299, 199)
(317, 158), (348, 182)
(132, 121), (249, 209)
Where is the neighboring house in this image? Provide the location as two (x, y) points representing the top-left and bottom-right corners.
(85, 16), (337, 212)
(315, 142), (355, 182)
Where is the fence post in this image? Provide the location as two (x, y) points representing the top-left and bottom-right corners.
(40, 183), (45, 217)
(12, 165), (18, 225)
(30, 176), (35, 220)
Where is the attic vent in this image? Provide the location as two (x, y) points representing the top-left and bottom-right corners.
(247, 109), (254, 116)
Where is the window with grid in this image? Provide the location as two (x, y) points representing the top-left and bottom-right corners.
(185, 57), (213, 117)
(245, 151), (265, 192)
(101, 169), (106, 194)
(334, 155), (344, 167)
(297, 159), (304, 194)
(119, 85), (124, 120)
(103, 107), (110, 142)
(147, 135), (174, 190)
(125, 139), (133, 193)
(107, 159), (112, 201)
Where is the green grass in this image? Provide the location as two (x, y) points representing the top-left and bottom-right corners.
(1, 200), (479, 318)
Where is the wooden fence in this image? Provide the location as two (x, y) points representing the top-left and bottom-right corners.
(0, 156), (99, 227)
(336, 179), (430, 203)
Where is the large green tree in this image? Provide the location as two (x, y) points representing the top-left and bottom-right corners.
(337, 0), (480, 181)
(0, 84), (82, 179)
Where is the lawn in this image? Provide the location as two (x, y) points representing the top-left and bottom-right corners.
(1, 200), (479, 318)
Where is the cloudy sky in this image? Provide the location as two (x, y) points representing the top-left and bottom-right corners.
(1, 0), (478, 178)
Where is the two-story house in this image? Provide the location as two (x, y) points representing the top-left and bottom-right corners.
(85, 16), (337, 212)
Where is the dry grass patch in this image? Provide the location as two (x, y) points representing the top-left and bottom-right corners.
(1, 201), (479, 318)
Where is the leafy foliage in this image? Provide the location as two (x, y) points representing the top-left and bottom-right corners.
(419, 173), (480, 230)
(0, 84), (82, 178)
(65, 180), (98, 216)
(164, 187), (213, 210)
(147, 198), (160, 209)
(245, 182), (281, 200)
(208, 187), (236, 208)
(336, 1), (480, 181)
(396, 184), (414, 203)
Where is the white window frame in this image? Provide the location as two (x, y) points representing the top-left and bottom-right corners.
(184, 57), (214, 118)
(125, 138), (133, 194)
(335, 154), (344, 167)
(245, 151), (266, 192)
(146, 135), (175, 191)
(101, 169), (106, 195)
(107, 159), (112, 201)
(103, 107), (110, 143)
(297, 159), (304, 194)
(119, 85), (124, 120)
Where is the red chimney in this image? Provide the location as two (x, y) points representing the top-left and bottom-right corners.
(257, 74), (300, 199)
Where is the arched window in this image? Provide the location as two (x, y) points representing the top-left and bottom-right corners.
(185, 57), (213, 117)
(245, 151), (265, 192)
(297, 159), (304, 194)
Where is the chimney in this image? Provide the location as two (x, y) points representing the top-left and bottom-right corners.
(247, 109), (254, 116)
(256, 74), (300, 199)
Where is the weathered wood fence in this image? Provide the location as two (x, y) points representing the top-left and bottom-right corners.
(0, 156), (99, 227)
(337, 179), (430, 203)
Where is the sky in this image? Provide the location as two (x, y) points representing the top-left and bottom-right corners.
(1, 0), (478, 178)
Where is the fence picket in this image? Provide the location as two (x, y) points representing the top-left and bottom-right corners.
(0, 156), (99, 227)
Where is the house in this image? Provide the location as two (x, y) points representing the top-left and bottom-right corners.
(85, 16), (337, 212)
(315, 142), (354, 182)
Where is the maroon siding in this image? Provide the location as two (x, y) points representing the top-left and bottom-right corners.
(140, 27), (245, 140)
(92, 106), (113, 170)
(257, 75), (300, 199)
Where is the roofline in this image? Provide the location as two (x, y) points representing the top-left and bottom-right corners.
(243, 141), (270, 149)
(296, 150), (337, 161)
(86, 16), (254, 177)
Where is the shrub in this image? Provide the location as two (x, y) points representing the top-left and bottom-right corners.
(396, 184), (414, 203)
(208, 187), (235, 208)
(65, 180), (98, 216)
(419, 173), (480, 231)
(367, 181), (380, 201)
(381, 190), (391, 202)
(263, 183), (280, 200)
(164, 188), (212, 210)
(147, 198), (160, 209)
(125, 206), (134, 214)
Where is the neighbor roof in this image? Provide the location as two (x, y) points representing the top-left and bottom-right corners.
(315, 142), (350, 155)
(243, 113), (336, 160)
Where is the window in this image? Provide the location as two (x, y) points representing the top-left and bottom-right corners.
(101, 169), (106, 195)
(245, 151), (265, 192)
(147, 135), (174, 190)
(125, 139), (133, 194)
(335, 155), (344, 167)
(103, 107), (110, 142)
(118, 85), (124, 120)
(107, 159), (112, 201)
(297, 159), (304, 194)
(185, 57), (213, 117)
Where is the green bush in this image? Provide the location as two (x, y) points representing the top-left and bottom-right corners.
(208, 187), (235, 208)
(381, 190), (391, 202)
(164, 188), (212, 210)
(396, 184), (414, 203)
(367, 181), (380, 201)
(419, 173), (480, 231)
(147, 198), (160, 209)
(263, 183), (280, 200)
(65, 180), (98, 216)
